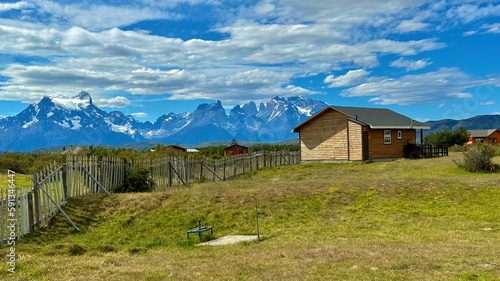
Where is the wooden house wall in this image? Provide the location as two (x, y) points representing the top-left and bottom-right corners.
(224, 146), (248, 156)
(299, 110), (349, 161)
(348, 121), (363, 161)
(367, 129), (416, 159)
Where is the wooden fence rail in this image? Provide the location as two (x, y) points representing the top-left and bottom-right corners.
(0, 151), (299, 246)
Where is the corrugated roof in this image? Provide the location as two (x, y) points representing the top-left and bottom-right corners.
(293, 106), (430, 132)
(468, 129), (499, 138)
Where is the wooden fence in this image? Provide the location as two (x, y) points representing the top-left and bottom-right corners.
(420, 144), (449, 158)
(0, 151), (299, 245)
(404, 144), (448, 158)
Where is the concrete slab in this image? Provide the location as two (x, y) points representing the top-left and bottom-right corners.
(196, 235), (261, 246)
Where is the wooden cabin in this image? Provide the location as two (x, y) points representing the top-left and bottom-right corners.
(166, 145), (187, 153)
(292, 106), (430, 161)
(224, 144), (248, 157)
(466, 129), (500, 145)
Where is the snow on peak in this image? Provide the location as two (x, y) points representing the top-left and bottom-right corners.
(296, 106), (312, 116)
(51, 92), (93, 111)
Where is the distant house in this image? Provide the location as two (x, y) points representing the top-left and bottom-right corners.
(224, 144), (249, 157)
(467, 129), (500, 145)
(292, 106), (430, 161)
(166, 145), (187, 153)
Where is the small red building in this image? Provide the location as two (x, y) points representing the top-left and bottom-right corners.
(467, 129), (500, 145)
(224, 144), (248, 157)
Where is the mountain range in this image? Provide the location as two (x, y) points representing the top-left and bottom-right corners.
(0, 92), (498, 152)
(0, 92), (327, 151)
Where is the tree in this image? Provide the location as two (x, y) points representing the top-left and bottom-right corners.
(424, 127), (468, 146)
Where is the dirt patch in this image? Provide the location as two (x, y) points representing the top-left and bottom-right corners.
(196, 235), (261, 246)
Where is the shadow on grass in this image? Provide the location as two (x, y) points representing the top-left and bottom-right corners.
(22, 193), (109, 244)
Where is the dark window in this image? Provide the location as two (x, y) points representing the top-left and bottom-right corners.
(384, 130), (392, 145)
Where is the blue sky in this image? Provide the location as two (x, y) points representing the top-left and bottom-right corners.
(0, 0), (499, 123)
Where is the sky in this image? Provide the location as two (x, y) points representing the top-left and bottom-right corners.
(0, 0), (499, 123)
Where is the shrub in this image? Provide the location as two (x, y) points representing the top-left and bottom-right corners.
(448, 144), (467, 153)
(424, 127), (468, 146)
(455, 143), (498, 172)
(112, 167), (155, 193)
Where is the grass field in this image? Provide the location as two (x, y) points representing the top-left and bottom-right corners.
(0, 172), (32, 191)
(0, 153), (499, 280)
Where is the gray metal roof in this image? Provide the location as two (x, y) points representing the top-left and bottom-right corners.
(293, 106), (430, 132)
(468, 129), (499, 138)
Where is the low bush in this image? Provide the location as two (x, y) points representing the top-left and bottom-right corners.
(455, 143), (498, 172)
(112, 167), (155, 193)
(448, 144), (467, 153)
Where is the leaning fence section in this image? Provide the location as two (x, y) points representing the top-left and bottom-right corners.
(0, 151), (299, 245)
(0, 156), (112, 246)
(149, 151), (300, 190)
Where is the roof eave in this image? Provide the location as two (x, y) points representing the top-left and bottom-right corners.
(370, 125), (430, 130)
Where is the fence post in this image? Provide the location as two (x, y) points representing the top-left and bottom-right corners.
(223, 159), (226, 180)
(168, 161), (173, 187)
(200, 160), (204, 181)
(213, 162), (216, 182)
(27, 191), (35, 232)
(62, 163), (68, 202)
(32, 174), (40, 228)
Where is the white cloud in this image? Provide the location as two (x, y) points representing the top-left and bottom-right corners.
(481, 23), (500, 34)
(324, 69), (370, 87)
(31, 0), (182, 30)
(463, 30), (477, 36)
(0, 1), (32, 11)
(340, 68), (497, 105)
(390, 58), (432, 71)
(396, 20), (429, 33)
(446, 4), (500, 24)
(130, 112), (148, 118)
(95, 96), (131, 108)
(480, 100), (495, 106)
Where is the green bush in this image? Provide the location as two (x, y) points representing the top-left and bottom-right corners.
(112, 167), (156, 193)
(424, 127), (468, 146)
(448, 144), (467, 153)
(455, 143), (498, 172)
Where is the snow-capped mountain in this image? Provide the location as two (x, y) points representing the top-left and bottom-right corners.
(159, 96), (328, 144)
(0, 92), (145, 151)
(0, 92), (328, 151)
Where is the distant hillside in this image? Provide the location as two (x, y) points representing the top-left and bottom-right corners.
(426, 114), (500, 134)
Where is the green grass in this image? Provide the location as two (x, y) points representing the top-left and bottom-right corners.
(0, 172), (32, 191)
(0, 152), (499, 280)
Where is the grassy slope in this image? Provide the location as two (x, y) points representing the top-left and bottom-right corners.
(0, 153), (499, 280)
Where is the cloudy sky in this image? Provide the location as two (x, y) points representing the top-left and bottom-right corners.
(0, 0), (499, 122)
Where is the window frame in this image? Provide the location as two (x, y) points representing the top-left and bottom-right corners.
(384, 130), (392, 145)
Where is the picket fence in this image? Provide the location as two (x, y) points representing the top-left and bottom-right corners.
(0, 151), (299, 245)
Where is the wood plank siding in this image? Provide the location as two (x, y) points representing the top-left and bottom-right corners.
(348, 120), (363, 161)
(367, 128), (416, 159)
(299, 110), (349, 161)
